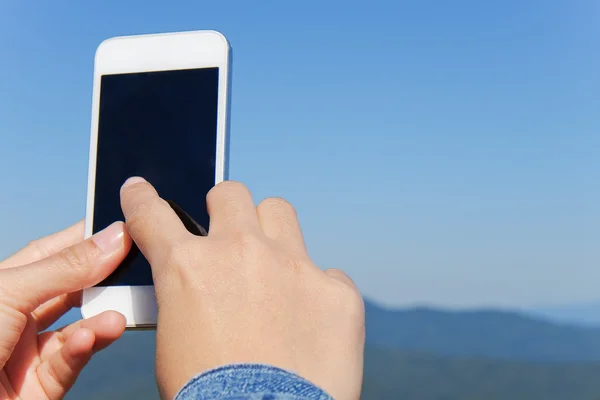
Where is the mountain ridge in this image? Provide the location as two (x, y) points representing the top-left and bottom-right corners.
(64, 298), (600, 399)
(364, 299), (600, 362)
(527, 301), (600, 327)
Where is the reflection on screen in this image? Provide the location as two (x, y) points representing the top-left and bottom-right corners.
(93, 67), (219, 286)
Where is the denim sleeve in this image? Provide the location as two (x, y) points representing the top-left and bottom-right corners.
(173, 364), (334, 400)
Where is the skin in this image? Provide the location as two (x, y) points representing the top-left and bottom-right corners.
(0, 178), (365, 399)
(120, 178), (366, 400)
(0, 220), (132, 400)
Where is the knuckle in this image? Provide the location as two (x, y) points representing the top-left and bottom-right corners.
(163, 240), (193, 274)
(340, 290), (366, 333)
(0, 301), (28, 366)
(0, 281), (20, 310)
(208, 180), (251, 202)
(258, 197), (297, 217)
(326, 268), (356, 288)
(134, 196), (164, 217)
(125, 212), (147, 238)
(24, 239), (46, 260)
(43, 353), (70, 388)
(325, 269), (364, 317)
(56, 242), (99, 273)
(126, 197), (166, 235)
(162, 240), (204, 290)
(226, 230), (263, 261)
(0, 301), (27, 330)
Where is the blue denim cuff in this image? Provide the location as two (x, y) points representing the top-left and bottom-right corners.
(174, 363), (334, 400)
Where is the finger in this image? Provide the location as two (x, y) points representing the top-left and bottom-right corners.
(36, 327), (95, 400)
(0, 220), (84, 269)
(38, 310), (126, 361)
(325, 268), (359, 290)
(0, 222), (131, 313)
(120, 176), (191, 264)
(206, 181), (260, 235)
(32, 291), (82, 332)
(256, 197), (307, 256)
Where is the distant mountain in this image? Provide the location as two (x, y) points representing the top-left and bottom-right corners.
(362, 347), (600, 400)
(69, 338), (600, 400)
(64, 299), (600, 399)
(365, 300), (600, 362)
(526, 301), (600, 327)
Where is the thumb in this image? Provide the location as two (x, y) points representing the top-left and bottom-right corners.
(0, 221), (131, 313)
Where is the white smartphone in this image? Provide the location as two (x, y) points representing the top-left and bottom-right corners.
(81, 30), (232, 329)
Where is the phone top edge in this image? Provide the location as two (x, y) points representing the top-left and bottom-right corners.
(96, 29), (229, 53)
(94, 30), (230, 74)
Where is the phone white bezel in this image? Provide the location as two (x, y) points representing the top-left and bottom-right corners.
(81, 30), (231, 328)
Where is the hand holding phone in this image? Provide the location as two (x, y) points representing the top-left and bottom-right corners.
(0, 221), (130, 400)
(119, 179), (366, 400)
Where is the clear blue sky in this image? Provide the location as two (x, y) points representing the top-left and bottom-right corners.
(0, 0), (598, 308)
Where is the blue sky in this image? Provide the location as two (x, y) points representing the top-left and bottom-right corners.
(0, 0), (599, 308)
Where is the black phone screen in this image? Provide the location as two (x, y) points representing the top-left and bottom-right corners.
(92, 67), (219, 286)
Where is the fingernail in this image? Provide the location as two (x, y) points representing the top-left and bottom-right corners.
(92, 222), (125, 253)
(122, 176), (146, 189)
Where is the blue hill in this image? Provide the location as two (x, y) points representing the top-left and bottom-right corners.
(64, 299), (600, 399)
(365, 300), (600, 362)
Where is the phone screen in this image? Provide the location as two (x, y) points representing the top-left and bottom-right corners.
(92, 67), (219, 286)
